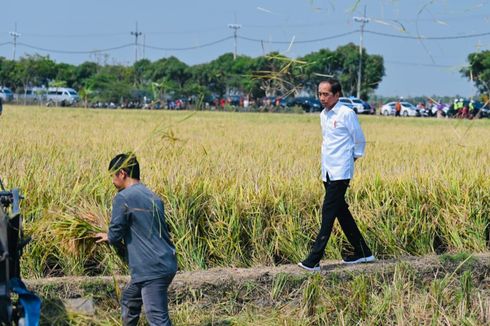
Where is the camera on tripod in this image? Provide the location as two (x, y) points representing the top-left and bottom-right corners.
(0, 178), (40, 325)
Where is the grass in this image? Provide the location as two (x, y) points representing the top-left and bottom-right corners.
(31, 258), (490, 325)
(0, 105), (489, 278)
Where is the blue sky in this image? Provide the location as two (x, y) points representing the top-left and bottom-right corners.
(1, 0), (489, 97)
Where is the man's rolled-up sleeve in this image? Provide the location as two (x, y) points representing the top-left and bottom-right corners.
(108, 194), (128, 245)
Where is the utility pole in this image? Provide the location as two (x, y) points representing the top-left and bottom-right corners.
(228, 23), (241, 60)
(130, 22), (142, 64)
(353, 6), (370, 99)
(9, 23), (21, 61)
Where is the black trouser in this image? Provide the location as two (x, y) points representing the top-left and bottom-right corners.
(305, 176), (371, 265)
(121, 274), (175, 326)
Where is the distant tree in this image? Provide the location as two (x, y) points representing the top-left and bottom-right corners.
(302, 43), (384, 100)
(0, 57), (16, 88)
(362, 54), (385, 99)
(67, 61), (98, 93)
(204, 53), (237, 96)
(133, 59), (152, 86)
(12, 55), (57, 91)
(55, 63), (77, 88)
(49, 80), (67, 88)
(301, 48), (336, 92)
(84, 73), (132, 103)
(253, 52), (301, 97)
(150, 56), (190, 96)
(461, 51), (490, 95)
(78, 86), (93, 108)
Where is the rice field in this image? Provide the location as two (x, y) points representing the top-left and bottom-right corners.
(0, 105), (489, 278)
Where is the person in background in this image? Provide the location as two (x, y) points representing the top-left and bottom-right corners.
(395, 100), (402, 117)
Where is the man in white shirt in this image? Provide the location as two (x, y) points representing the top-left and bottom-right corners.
(298, 78), (375, 272)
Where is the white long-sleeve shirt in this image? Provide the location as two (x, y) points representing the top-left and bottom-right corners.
(320, 101), (366, 181)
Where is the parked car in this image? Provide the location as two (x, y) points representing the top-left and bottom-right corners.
(46, 87), (80, 106)
(381, 101), (420, 117)
(284, 97), (322, 112)
(16, 87), (47, 104)
(338, 97), (369, 114)
(479, 104), (490, 118)
(0, 87), (14, 102)
(360, 100), (375, 114)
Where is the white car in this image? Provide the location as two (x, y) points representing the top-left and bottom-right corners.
(16, 87), (48, 104)
(339, 97), (367, 114)
(0, 87), (14, 102)
(381, 101), (420, 117)
(46, 87), (80, 106)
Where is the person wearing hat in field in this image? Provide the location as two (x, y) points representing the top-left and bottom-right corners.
(298, 77), (375, 272)
(95, 153), (177, 326)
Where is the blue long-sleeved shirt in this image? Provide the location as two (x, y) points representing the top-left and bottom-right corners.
(108, 183), (177, 282)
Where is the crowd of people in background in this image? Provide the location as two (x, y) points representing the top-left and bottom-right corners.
(3, 88), (489, 119)
(417, 98), (488, 119)
(388, 97), (489, 119)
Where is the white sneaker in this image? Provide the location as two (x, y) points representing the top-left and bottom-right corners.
(342, 255), (376, 264)
(297, 262), (321, 272)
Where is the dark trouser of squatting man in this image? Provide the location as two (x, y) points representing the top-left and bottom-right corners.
(122, 274), (175, 326)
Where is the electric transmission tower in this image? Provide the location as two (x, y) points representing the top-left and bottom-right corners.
(353, 6), (370, 99)
(131, 22), (143, 64)
(9, 23), (21, 61)
(228, 23), (241, 60)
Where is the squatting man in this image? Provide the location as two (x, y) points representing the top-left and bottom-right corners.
(95, 153), (177, 326)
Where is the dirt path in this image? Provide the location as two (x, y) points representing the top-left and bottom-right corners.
(27, 252), (490, 294)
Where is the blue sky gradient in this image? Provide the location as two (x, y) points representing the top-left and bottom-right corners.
(1, 0), (489, 96)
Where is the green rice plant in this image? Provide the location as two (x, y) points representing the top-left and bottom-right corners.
(271, 273), (289, 301)
(300, 273), (323, 318)
(457, 270), (474, 314)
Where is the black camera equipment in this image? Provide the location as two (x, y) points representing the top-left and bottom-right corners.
(0, 178), (40, 325)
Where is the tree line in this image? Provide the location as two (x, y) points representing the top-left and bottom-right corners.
(0, 43), (387, 105)
(1, 44), (488, 106)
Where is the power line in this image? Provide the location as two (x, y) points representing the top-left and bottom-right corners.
(238, 29), (490, 44)
(0, 37), (233, 55)
(13, 42), (134, 54)
(9, 13), (488, 38)
(145, 28), (225, 36)
(19, 32), (128, 38)
(384, 60), (458, 68)
(143, 36), (233, 51)
(1, 29), (489, 57)
(238, 31), (357, 44)
(364, 30), (490, 40)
